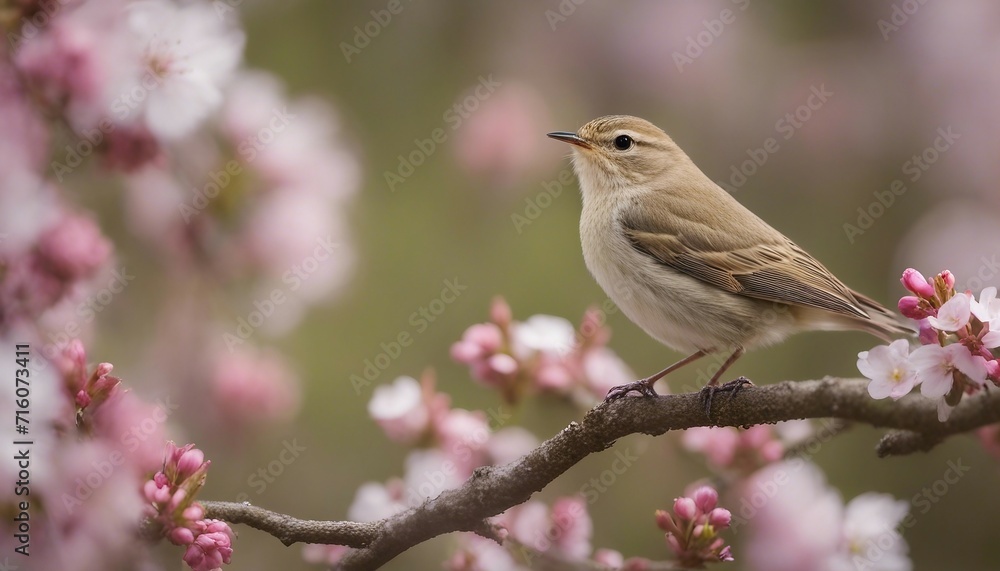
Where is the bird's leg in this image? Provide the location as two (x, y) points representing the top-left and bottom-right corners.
(699, 346), (752, 419)
(605, 349), (708, 401)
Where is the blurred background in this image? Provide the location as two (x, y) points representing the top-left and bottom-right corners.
(38, 0), (1000, 569)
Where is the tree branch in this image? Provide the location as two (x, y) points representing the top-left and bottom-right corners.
(201, 378), (1000, 571)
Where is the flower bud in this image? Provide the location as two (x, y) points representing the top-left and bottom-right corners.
(708, 508), (732, 528)
(901, 268), (935, 299)
(692, 486), (718, 512)
(898, 296), (932, 319)
(673, 497), (697, 520)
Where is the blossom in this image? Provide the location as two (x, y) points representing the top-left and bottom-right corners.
(210, 348), (301, 428)
(911, 343), (988, 399)
(683, 422), (804, 476)
(744, 461), (911, 571)
(368, 376), (431, 444)
(486, 427), (540, 466)
(500, 496), (593, 562)
(857, 340), (918, 400)
(926, 293), (971, 332)
(127, 0), (245, 140)
(837, 493), (911, 571)
(347, 480), (407, 523)
(182, 519), (235, 571)
(511, 314), (575, 359)
(656, 485), (733, 566)
(976, 424), (1000, 460)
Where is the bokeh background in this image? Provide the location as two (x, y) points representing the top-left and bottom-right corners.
(62, 0), (1000, 569)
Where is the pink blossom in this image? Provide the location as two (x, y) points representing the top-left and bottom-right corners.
(210, 349), (301, 427)
(404, 449), (465, 503)
(451, 82), (555, 187)
(683, 424), (788, 474)
(501, 496), (593, 562)
(581, 347), (636, 401)
(182, 519), (234, 571)
(839, 493), (911, 570)
(486, 427), (539, 466)
(27, 211), (109, 277)
(592, 549), (625, 568)
(976, 424), (1000, 460)
(368, 376), (431, 444)
(511, 315), (575, 359)
(490, 296), (513, 329)
(302, 544), (351, 566)
(926, 292), (971, 332)
(347, 480), (406, 523)
(912, 343), (988, 399)
(917, 319), (938, 345)
(656, 484), (733, 566)
(127, 0), (245, 140)
(897, 296), (932, 320)
(900, 268), (935, 299)
(436, 408), (491, 476)
(743, 462), (845, 571)
(857, 340), (918, 400)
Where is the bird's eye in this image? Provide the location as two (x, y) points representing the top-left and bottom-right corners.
(613, 134), (634, 150)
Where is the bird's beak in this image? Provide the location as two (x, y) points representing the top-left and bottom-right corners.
(547, 131), (591, 150)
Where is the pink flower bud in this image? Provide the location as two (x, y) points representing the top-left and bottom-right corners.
(488, 353), (518, 375)
(490, 296), (513, 328)
(176, 448), (206, 480)
(169, 526), (195, 545)
(466, 323), (503, 352)
(986, 359), (1000, 382)
(901, 268), (935, 299)
(939, 270), (956, 289)
(693, 524), (706, 537)
(655, 509), (675, 532)
(708, 508), (732, 528)
(898, 296), (932, 319)
(673, 497), (697, 520)
(692, 486), (718, 512)
(75, 390), (91, 408)
(918, 320), (938, 346)
(183, 504), (206, 522)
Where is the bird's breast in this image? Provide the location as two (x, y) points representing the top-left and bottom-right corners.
(579, 201), (797, 353)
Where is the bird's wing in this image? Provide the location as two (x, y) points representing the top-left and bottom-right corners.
(620, 192), (870, 319)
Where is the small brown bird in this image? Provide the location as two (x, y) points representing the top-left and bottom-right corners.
(548, 115), (910, 408)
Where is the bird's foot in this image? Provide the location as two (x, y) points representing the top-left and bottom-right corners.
(605, 378), (659, 402)
(699, 376), (754, 420)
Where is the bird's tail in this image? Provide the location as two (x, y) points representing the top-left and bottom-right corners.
(849, 289), (917, 342)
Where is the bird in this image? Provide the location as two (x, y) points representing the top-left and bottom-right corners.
(547, 115), (911, 410)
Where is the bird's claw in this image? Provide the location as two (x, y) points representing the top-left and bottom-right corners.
(605, 379), (659, 402)
(699, 376), (754, 420)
